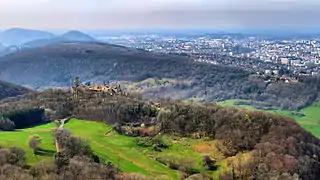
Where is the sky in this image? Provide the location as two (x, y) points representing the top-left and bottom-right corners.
(0, 0), (320, 30)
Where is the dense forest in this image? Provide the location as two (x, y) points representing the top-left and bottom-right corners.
(0, 80), (32, 100)
(0, 89), (319, 179)
(0, 42), (319, 110)
(0, 108), (46, 130)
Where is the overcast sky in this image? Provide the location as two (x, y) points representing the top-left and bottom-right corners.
(1, 0), (320, 30)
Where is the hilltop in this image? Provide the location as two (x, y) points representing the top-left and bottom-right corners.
(0, 89), (319, 179)
(0, 28), (54, 46)
(22, 30), (97, 48)
(0, 42), (319, 110)
(0, 43), (5, 51)
(0, 80), (32, 100)
(59, 30), (97, 42)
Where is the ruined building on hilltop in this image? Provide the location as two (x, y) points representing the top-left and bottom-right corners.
(71, 77), (125, 98)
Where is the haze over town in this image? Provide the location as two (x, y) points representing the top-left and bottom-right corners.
(1, 0), (320, 29)
(1, 0), (320, 180)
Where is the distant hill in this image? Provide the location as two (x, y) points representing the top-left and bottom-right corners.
(23, 30), (97, 48)
(0, 80), (32, 100)
(0, 43), (5, 51)
(59, 30), (96, 42)
(0, 28), (54, 46)
(0, 44), (5, 56)
(0, 45), (20, 57)
(0, 42), (319, 110)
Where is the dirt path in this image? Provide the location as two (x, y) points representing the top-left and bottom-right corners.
(25, 129), (53, 133)
(299, 121), (320, 126)
(58, 117), (69, 128)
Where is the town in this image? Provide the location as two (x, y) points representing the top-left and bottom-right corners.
(100, 33), (320, 79)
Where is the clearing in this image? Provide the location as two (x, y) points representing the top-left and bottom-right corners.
(218, 99), (320, 137)
(0, 119), (234, 179)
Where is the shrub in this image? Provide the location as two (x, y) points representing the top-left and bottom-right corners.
(135, 137), (168, 151)
(0, 117), (15, 131)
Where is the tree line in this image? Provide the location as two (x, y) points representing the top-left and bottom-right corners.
(0, 89), (319, 179)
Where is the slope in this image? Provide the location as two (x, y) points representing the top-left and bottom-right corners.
(64, 119), (179, 179)
(0, 42), (319, 110)
(59, 30), (96, 42)
(0, 28), (54, 46)
(0, 43), (5, 51)
(22, 30), (97, 48)
(0, 80), (32, 100)
(0, 123), (56, 164)
(0, 89), (320, 179)
(219, 99), (320, 137)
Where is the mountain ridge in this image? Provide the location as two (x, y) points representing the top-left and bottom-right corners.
(22, 30), (98, 48)
(0, 28), (54, 46)
(0, 80), (33, 100)
(0, 41), (319, 110)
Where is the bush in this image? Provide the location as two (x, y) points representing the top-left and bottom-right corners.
(0, 117), (15, 131)
(0, 147), (26, 167)
(156, 154), (198, 174)
(135, 137), (168, 151)
(7, 147), (26, 167)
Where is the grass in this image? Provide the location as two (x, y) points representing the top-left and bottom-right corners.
(64, 119), (179, 179)
(218, 100), (320, 137)
(0, 120), (182, 179)
(63, 119), (233, 179)
(0, 123), (57, 165)
(0, 118), (244, 179)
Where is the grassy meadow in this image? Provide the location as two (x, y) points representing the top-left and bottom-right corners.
(0, 123), (56, 165)
(0, 118), (236, 179)
(218, 99), (320, 137)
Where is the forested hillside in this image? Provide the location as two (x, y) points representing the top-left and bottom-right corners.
(0, 28), (54, 46)
(0, 89), (320, 179)
(0, 42), (319, 110)
(0, 80), (32, 100)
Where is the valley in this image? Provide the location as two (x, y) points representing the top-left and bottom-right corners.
(0, 41), (319, 111)
(0, 28), (320, 179)
(1, 0), (320, 178)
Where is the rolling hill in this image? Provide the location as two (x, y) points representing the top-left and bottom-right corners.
(0, 43), (5, 51)
(0, 80), (32, 100)
(59, 30), (97, 42)
(0, 43), (6, 56)
(22, 30), (98, 48)
(0, 89), (319, 179)
(0, 42), (319, 110)
(0, 28), (54, 46)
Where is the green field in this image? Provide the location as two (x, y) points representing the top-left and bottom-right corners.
(0, 123), (56, 165)
(0, 99), (319, 179)
(0, 119), (233, 179)
(218, 99), (320, 137)
(64, 119), (180, 179)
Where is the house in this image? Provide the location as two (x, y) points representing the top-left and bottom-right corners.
(281, 58), (290, 65)
(273, 70), (279, 75)
(291, 59), (301, 65)
(265, 69), (272, 75)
